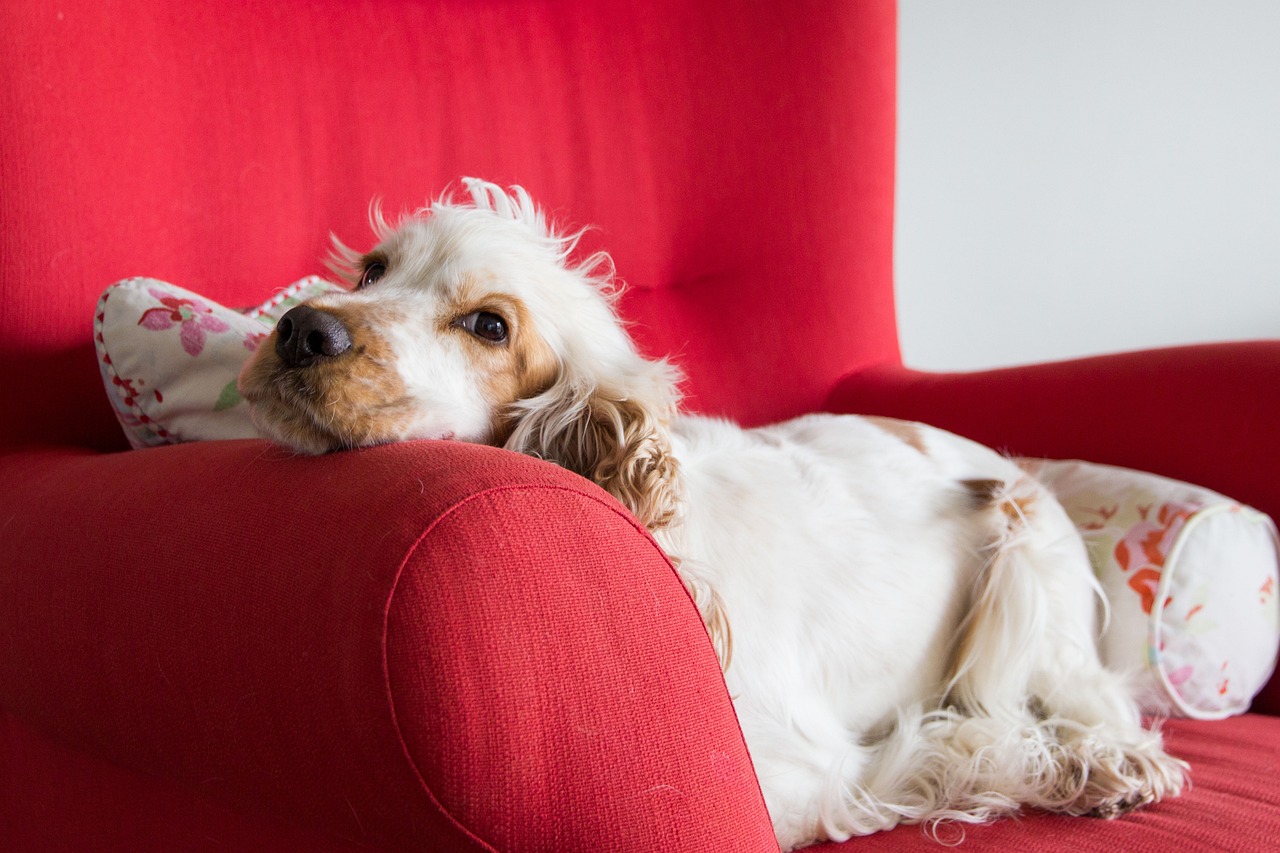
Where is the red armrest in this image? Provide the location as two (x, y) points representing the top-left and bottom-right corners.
(827, 341), (1280, 524)
(0, 441), (776, 852)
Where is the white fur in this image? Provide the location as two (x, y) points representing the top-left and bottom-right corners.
(241, 181), (1188, 850)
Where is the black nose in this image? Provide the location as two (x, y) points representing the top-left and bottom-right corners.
(275, 305), (353, 368)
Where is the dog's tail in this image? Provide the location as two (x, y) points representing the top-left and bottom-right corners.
(945, 474), (1068, 716)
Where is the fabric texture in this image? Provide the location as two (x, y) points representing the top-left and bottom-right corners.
(9, 700), (1280, 852)
(0, 442), (774, 851)
(0, 709), (371, 853)
(1020, 459), (1280, 719)
(0, 0), (897, 450)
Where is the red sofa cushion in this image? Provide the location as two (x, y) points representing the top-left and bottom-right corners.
(812, 714), (1280, 853)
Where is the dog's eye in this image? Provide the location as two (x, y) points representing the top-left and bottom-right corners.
(456, 311), (509, 343)
(358, 262), (386, 290)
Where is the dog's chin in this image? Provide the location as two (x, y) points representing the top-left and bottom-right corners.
(243, 392), (470, 455)
(238, 380), (391, 455)
(239, 394), (349, 454)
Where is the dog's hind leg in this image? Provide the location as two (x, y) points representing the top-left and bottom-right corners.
(1013, 485), (1189, 816)
(945, 475), (1188, 818)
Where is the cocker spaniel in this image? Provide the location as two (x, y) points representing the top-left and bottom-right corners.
(239, 179), (1187, 849)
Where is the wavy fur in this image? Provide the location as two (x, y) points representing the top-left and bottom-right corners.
(503, 369), (683, 531)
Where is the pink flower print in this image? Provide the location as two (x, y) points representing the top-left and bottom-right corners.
(138, 289), (230, 356)
(1114, 502), (1197, 616)
(244, 330), (267, 351)
(1114, 502), (1195, 573)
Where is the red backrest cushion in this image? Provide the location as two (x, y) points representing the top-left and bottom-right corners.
(0, 0), (898, 449)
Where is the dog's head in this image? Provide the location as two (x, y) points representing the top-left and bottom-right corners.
(239, 179), (683, 529)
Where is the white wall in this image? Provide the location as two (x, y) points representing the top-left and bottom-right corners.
(896, 0), (1280, 372)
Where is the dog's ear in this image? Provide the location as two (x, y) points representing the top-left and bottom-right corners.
(504, 358), (683, 532)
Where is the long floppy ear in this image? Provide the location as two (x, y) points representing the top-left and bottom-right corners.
(503, 356), (684, 532)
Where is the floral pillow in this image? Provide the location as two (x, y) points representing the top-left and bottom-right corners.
(94, 277), (345, 448)
(1019, 458), (1280, 719)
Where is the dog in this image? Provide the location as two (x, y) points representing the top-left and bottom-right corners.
(238, 179), (1187, 849)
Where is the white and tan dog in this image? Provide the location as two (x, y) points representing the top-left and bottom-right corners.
(239, 179), (1187, 849)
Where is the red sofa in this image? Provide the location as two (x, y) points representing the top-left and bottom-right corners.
(2, 1), (1278, 850)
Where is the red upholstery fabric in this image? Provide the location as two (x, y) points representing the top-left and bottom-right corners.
(0, 0), (896, 450)
(0, 441), (774, 851)
(9, 705), (1280, 853)
(0, 710), (370, 852)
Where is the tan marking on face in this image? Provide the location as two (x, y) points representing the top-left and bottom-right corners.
(238, 302), (414, 453)
(865, 416), (929, 455)
(442, 286), (560, 444)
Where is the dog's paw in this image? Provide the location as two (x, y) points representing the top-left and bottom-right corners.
(1067, 732), (1189, 818)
